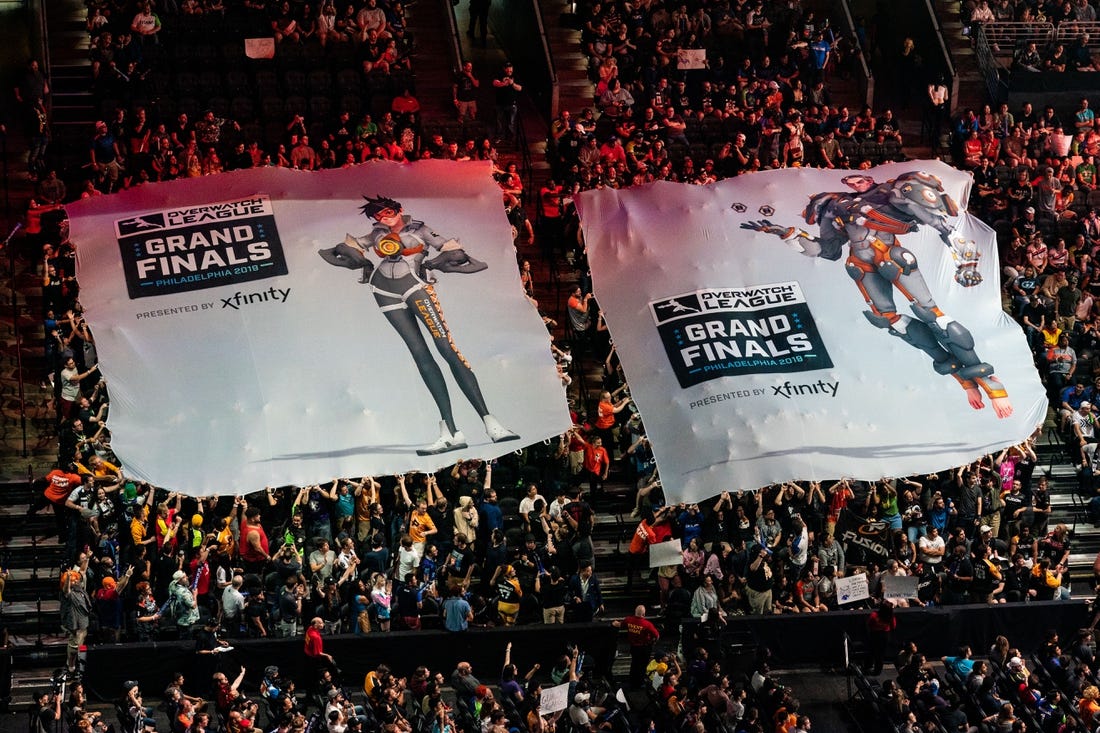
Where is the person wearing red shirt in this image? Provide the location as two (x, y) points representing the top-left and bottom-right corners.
(391, 88), (421, 118)
(304, 616), (335, 691)
(238, 505), (270, 575)
(579, 434), (610, 502)
(613, 605), (661, 689)
(866, 600), (896, 676)
(189, 546), (213, 609)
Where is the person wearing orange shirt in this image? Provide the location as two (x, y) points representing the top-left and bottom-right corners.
(408, 500), (437, 556)
(594, 387), (631, 449)
(627, 505), (674, 592)
(577, 434), (611, 503)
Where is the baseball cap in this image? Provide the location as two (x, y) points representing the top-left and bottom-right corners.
(980, 525), (992, 534)
(1083, 401), (1092, 408)
(1025, 206), (1035, 214)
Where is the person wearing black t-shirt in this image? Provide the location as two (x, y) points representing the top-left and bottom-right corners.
(33, 689), (61, 733)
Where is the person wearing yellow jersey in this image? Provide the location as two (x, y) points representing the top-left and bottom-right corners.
(491, 564), (522, 625)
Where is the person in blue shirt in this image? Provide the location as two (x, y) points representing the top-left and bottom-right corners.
(942, 646), (975, 677)
(677, 505), (704, 546)
(442, 590), (472, 632)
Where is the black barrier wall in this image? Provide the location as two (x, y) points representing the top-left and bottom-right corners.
(84, 623), (618, 701)
(687, 600), (1090, 667)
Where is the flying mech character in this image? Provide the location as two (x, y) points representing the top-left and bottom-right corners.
(740, 171), (1013, 418)
(318, 195), (521, 455)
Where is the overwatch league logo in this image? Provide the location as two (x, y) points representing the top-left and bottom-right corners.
(115, 196), (288, 299)
(650, 282), (833, 388)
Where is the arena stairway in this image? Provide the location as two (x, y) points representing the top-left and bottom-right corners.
(0, 479), (69, 711)
(1038, 429), (1100, 591)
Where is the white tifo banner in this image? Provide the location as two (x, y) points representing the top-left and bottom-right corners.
(575, 161), (1046, 504)
(68, 161), (571, 495)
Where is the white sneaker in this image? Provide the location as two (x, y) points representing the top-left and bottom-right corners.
(416, 421), (468, 455)
(483, 414), (520, 443)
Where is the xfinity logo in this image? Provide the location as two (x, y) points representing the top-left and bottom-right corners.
(772, 380), (839, 399)
(221, 287), (292, 309)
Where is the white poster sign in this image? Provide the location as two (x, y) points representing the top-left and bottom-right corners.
(882, 574), (919, 600)
(575, 162), (1046, 504)
(837, 573), (870, 605)
(244, 37), (275, 59)
(541, 683), (571, 714)
(649, 538), (684, 568)
(68, 162), (571, 495)
(677, 49), (707, 70)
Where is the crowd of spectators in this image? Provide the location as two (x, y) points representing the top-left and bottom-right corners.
(37, 621), (834, 733)
(21, 0), (1100, 729)
(851, 625), (1100, 733)
(538, 0), (894, 193)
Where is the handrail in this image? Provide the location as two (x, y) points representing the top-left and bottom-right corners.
(39, 0), (51, 79)
(530, 0), (559, 120)
(980, 20), (1056, 52)
(923, 0), (955, 79)
(441, 0), (463, 73)
(922, 0), (958, 113)
(836, 0), (873, 108)
(1051, 19), (1100, 44)
(973, 25), (1009, 104)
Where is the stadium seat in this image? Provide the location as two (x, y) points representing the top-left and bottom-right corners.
(198, 71), (222, 98)
(284, 95), (308, 117)
(839, 137), (860, 160)
(225, 70), (251, 96)
(338, 94), (363, 117)
(254, 70), (280, 98)
(231, 96), (256, 122)
(283, 70), (307, 96)
(193, 44), (219, 69)
(701, 116), (724, 143)
(336, 68), (362, 95)
(881, 139), (902, 162)
(175, 71), (199, 96)
(859, 139), (884, 165)
(308, 70), (334, 97)
(177, 96), (201, 117)
(309, 96), (333, 123)
(208, 96), (230, 118)
(263, 121), (286, 148)
(149, 71), (172, 96)
(684, 117), (703, 144)
(261, 96), (285, 120)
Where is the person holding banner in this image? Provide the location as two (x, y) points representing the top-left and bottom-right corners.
(318, 195), (520, 456)
(741, 171), (1014, 418)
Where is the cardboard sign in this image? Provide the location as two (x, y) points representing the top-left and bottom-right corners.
(882, 574), (919, 600)
(677, 49), (707, 70)
(837, 573), (870, 605)
(541, 682), (571, 714)
(649, 538), (684, 568)
(245, 37), (275, 59)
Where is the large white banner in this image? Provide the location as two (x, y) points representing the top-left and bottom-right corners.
(575, 161), (1046, 504)
(68, 162), (571, 495)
